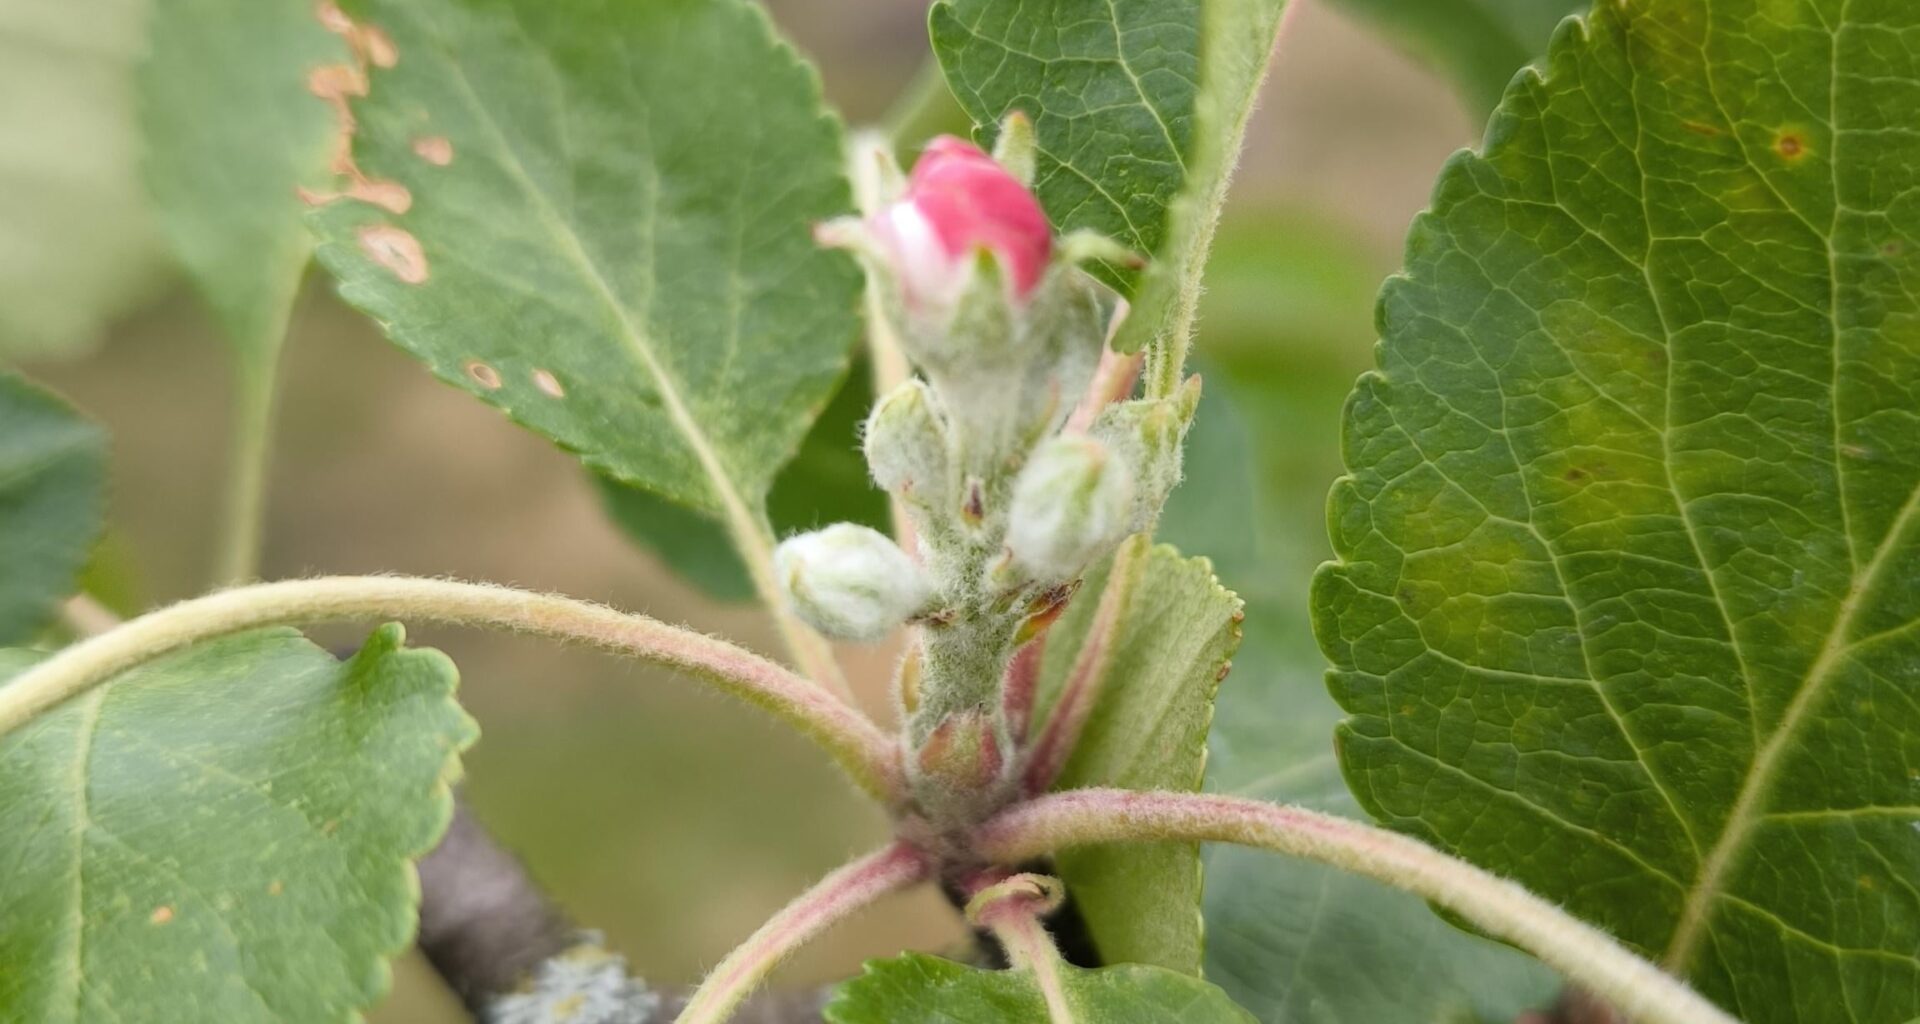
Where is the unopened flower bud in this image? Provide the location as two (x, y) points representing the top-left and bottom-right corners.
(1005, 436), (1135, 581)
(913, 709), (1006, 796)
(1091, 376), (1199, 532)
(864, 379), (949, 505)
(876, 136), (1052, 310)
(773, 524), (929, 642)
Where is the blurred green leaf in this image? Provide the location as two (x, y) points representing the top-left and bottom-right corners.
(0, 624), (475, 1022)
(0, 0), (170, 359)
(1314, 2), (1920, 1019)
(597, 365), (888, 601)
(310, 0), (862, 516)
(139, 0), (346, 357)
(0, 373), (107, 644)
(932, 0), (1290, 355)
(825, 952), (1259, 1022)
(1158, 362), (1556, 1014)
(1032, 535), (1242, 974)
(1324, 0), (1579, 119)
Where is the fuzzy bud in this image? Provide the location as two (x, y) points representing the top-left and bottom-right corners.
(1091, 376), (1199, 533)
(911, 709), (1007, 820)
(773, 524), (928, 642)
(864, 379), (949, 505)
(1005, 436), (1135, 581)
(877, 136), (1052, 309)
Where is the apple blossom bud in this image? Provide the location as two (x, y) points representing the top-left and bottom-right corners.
(1005, 436), (1135, 581)
(773, 524), (929, 642)
(872, 136), (1052, 310)
(864, 379), (949, 505)
(1091, 375), (1200, 532)
(914, 709), (1004, 788)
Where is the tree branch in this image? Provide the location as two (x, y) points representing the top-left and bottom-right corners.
(417, 799), (835, 1024)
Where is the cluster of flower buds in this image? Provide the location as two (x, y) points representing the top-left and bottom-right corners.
(774, 115), (1195, 826)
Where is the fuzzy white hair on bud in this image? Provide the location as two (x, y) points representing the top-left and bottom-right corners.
(1005, 436), (1136, 582)
(773, 524), (930, 642)
(864, 379), (950, 504)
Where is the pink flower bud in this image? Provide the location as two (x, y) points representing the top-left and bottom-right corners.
(874, 136), (1052, 308)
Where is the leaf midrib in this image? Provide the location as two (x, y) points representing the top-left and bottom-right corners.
(435, 35), (772, 560)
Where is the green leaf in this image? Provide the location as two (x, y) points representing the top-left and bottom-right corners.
(0, 624), (476, 1022)
(597, 364), (889, 601)
(309, 0), (863, 516)
(0, 0), (170, 359)
(1323, 0), (1580, 119)
(1167, 382), (1558, 1022)
(931, 0), (1289, 354)
(1313, 3), (1920, 1020)
(139, 0), (347, 356)
(1032, 536), (1241, 975)
(824, 951), (1259, 1023)
(0, 374), (107, 644)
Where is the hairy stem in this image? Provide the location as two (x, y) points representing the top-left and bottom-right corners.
(965, 874), (1072, 1023)
(215, 344), (284, 586)
(0, 576), (901, 803)
(974, 789), (1736, 1024)
(674, 841), (929, 1024)
(735, 506), (854, 703)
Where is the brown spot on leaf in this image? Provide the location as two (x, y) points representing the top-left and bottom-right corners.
(358, 224), (428, 283)
(1565, 467), (1589, 482)
(267, 880), (285, 896)
(1682, 121), (1720, 137)
(1215, 660), (1232, 682)
(315, 0), (352, 33)
(306, 63), (367, 101)
(465, 360), (503, 390)
(149, 905), (174, 925)
(1775, 132), (1806, 160)
(532, 368), (565, 397)
(359, 26), (398, 68)
(413, 136), (454, 166)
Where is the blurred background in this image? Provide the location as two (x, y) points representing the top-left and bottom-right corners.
(3, 0), (1559, 1017)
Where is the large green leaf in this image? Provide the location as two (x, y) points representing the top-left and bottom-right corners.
(310, 0), (862, 515)
(0, 624), (476, 1021)
(0, 0), (170, 359)
(140, 0), (346, 356)
(0, 374), (107, 644)
(1032, 536), (1242, 975)
(824, 952), (1258, 1023)
(931, 0), (1289, 354)
(1164, 382), (1557, 1022)
(597, 364), (889, 601)
(1314, 3), (1920, 1021)
(1324, 0), (1579, 119)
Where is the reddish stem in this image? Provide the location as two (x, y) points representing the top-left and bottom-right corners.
(674, 841), (929, 1024)
(971, 789), (1736, 1024)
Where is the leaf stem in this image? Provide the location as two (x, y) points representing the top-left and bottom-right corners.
(214, 343), (284, 586)
(674, 841), (928, 1024)
(731, 505), (855, 702)
(965, 874), (1073, 1024)
(0, 576), (902, 803)
(973, 789), (1738, 1024)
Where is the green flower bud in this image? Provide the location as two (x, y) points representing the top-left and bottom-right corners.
(1005, 436), (1135, 581)
(863, 379), (950, 506)
(773, 524), (929, 642)
(1091, 376), (1199, 533)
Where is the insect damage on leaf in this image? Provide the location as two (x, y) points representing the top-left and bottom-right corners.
(301, 3), (422, 261)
